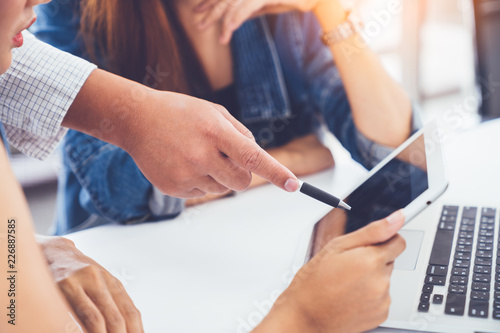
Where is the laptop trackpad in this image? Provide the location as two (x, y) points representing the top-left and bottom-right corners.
(394, 230), (425, 271)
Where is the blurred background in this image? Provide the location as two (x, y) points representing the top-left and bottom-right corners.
(17, 0), (500, 235)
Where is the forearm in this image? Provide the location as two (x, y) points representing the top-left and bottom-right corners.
(313, 1), (412, 148)
(61, 69), (151, 153)
(0, 146), (77, 332)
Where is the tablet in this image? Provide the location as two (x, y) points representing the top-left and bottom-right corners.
(304, 120), (448, 260)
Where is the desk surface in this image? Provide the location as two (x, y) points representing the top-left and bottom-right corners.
(66, 119), (500, 333)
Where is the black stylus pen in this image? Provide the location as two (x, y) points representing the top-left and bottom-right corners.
(298, 180), (351, 210)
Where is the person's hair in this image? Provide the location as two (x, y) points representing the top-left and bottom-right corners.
(80, 0), (211, 97)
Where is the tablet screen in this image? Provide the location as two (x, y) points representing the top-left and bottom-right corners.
(310, 133), (428, 256)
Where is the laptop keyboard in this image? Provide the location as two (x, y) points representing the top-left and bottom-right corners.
(418, 205), (500, 319)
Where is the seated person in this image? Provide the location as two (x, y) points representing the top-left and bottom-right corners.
(0, 3), (405, 332)
(33, 0), (417, 234)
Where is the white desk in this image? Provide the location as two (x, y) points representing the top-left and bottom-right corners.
(66, 119), (500, 333)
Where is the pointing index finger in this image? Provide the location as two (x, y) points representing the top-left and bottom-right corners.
(219, 127), (299, 192)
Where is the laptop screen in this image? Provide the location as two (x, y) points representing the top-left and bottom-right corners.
(310, 133), (429, 257)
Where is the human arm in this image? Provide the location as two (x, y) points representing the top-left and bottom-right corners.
(0, 142), (144, 332)
(186, 133), (334, 206)
(252, 210), (406, 333)
(0, 143), (80, 333)
(194, 0), (412, 148)
(311, 1), (411, 147)
(0, 33), (300, 199)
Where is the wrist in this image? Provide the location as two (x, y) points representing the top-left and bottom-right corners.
(253, 294), (313, 333)
(112, 84), (161, 156)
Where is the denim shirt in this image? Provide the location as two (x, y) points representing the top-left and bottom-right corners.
(33, 2), (419, 235)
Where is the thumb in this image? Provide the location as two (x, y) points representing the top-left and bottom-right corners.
(335, 210), (406, 251)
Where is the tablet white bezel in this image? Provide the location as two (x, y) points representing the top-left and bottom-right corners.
(298, 120), (449, 264)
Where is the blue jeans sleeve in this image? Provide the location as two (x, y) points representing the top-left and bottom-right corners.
(64, 130), (182, 223)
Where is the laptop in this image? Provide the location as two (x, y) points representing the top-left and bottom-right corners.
(292, 121), (500, 333)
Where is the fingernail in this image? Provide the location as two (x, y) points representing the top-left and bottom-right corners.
(284, 178), (300, 192)
(386, 210), (405, 225)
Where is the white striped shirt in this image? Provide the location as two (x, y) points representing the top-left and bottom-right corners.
(0, 31), (96, 160)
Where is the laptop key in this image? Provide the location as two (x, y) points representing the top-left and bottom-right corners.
(496, 265), (500, 273)
(470, 291), (490, 301)
(443, 206), (459, 215)
(441, 214), (457, 222)
(452, 267), (469, 276)
(477, 236), (493, 244)
(429, 230), (454, 266)
(472, 282), (490, 292)
(454, 252), (471, 260)
(459, 225), (474, 232)
(494, 310), (500, 320)
(475, 258), (492, 266)
(481, 207), (496, 217)
(476, 250), (493, 258)
(427, 265), (448, 276)
(449, 284), (467, 294)
(461, 218), (475, 226)
(445, 293), (466, 316)
(469, 301), (489, 318)
(453, 259), (470, 268)
(457, 238), (473, 246)
(433, 294), (443, 304)
(479, 226), (494, 234)
(473, 273), (491, 283)
(418, 302), (429, 313)
(479, 224), (494, 231)
(478, 230), (494, 237)
(450, 276), (468, 285)
(477, 244), (493, 251)
(422, 284), (434, 293)
(462, 207), (477, 219)
(420, 293), (431, 302)
(458, 231), (474, 239)
(425, 275), (446, 286)
(475, 265), (492, 274)
(480, 216), (495, 224)
(439, 222), (455, 231)
(457, 245), (472, 252)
